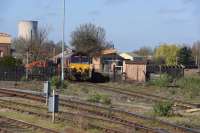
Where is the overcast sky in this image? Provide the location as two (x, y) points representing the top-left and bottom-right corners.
(1, 0), (200, 51)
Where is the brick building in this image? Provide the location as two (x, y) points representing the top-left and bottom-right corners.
(0, 33), (11, 57)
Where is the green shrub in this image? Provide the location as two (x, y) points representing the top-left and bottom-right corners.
(176, 76), (200, 98)
(51, 76), (61, 89)
(51, 76), (69, 89)
(101, 95), (111, 105)
(88, 93), (102, 103)
(88, 93), (112, 105)
(20, 76), (27, 81)
(153, 101), (173, 116)
(149, 74), (172, 87)
(0, 56), (22, 67)
(62, 80), (69, 89)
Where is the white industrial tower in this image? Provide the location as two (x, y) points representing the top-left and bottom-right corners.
(18, 20), (38, 40)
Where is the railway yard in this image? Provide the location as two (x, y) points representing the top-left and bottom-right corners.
(2, 1), (200, 132)
(0, 80), (200, 133)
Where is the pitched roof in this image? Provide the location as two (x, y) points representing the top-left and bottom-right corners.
(0, 33), (11, 44)
(0, 33), (11, 37)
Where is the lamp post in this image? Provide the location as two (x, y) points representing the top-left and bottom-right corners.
(61, 0), (66, 82)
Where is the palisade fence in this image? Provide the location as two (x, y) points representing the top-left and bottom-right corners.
(29, 67), (57, 81)
(0, 66), (57, 81)
(147, 65), (184, 78)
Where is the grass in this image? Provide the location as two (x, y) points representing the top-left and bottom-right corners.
(87, 92), (111, 105)
(0, 110), (103, 133)
(148, 74), (172, 88)
(0, 111), (66, 132)
(1, 77), (200, 130)
(97, 75), (200, 103)
(176, 75), (200, 99)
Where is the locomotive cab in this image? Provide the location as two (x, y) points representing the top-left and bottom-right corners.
(68, 53), (91, 80)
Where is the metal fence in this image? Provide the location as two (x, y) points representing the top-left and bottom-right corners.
(0, 66), (57, 81)
(147, 65), (184, 78)
(0, 66), (25, 81)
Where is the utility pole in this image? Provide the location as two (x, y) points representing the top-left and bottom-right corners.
(61, 0), (66, 82)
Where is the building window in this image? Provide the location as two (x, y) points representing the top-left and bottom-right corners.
(0, 50), (3, 57)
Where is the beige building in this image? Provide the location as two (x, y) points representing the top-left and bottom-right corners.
(124, 61), (148, 82)
(0, 33), (11, 57)
(119, 52), (144, 61)
(92, 49), (123, 72)
(92, 49), (149, 82)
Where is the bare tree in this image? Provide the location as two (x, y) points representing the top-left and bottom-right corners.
(134, 46), (153, 57)
(192, 41), (200, 65)
(70, 23), (112, 56)
(12, 27), (62, 63)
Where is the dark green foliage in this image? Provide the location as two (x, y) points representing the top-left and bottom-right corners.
(0, 56), (22, 67)
(177, 46), (194, 66)
(51, 76), (69, 90)
(153, 101), (173, 116)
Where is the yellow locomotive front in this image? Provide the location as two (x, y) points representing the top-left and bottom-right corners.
(68, 55), (91, 80)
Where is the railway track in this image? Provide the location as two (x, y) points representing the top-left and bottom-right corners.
(0, 98), (162, 133)
(0, 116), (58, 133)
(0, 101), (125, 133)
(79, 83), (200, 109)
(0, 88), (199, 133)
(0, 128), (13, 133)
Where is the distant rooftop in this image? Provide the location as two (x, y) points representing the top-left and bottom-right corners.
(0, 33), (11, 37)
(0, 33), (12, 44)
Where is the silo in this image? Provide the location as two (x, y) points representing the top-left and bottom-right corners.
(18, 20), (38, 40)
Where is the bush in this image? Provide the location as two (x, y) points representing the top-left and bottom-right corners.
(51, 76), (61, 89)
(0, 56), (22, 67)
(62, 80), (69, 89)
(149, 74), (172, 87)
(20, 76), (27, 81)
(176, 76), (200, 98)
(88, 93), (102, 103)
(51, 76), (69, 89)
(101, 95), (112, 105)
(88, 93), (112, 105)
(153, 101), (173, 116)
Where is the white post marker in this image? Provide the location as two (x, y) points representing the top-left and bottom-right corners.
(52, 89), (55, 123)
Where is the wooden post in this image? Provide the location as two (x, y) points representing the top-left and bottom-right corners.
(46, 94), (48, 106)
(159, 65), (162, 78)
(113, 65), (116, 82)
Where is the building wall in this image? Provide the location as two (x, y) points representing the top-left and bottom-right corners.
(0, 35), (11, 44)
(125, 63), (146, 82)
(0, 44), (11, 57)
(92, 56), (101, 71)
(0, 33), (11, 57)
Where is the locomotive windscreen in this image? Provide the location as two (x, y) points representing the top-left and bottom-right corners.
(71, 56), (89, 64)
